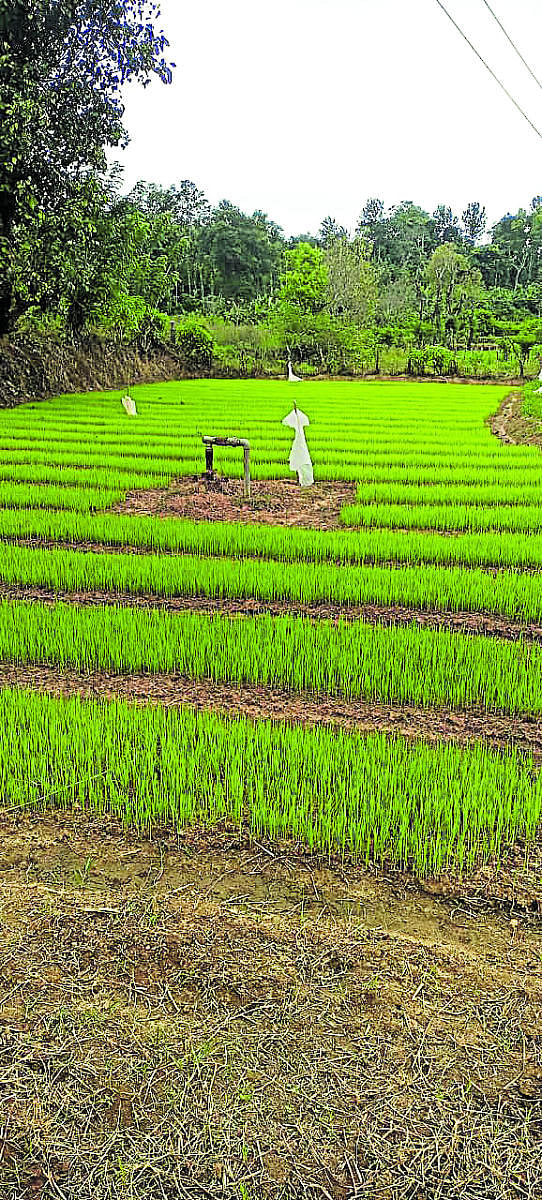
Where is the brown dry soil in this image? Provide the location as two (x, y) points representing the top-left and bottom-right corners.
(489, 391), (542, 446)
(0, 807), (541, 1200)
(113, 477), (358, 530)
(1, 664), (541, 762)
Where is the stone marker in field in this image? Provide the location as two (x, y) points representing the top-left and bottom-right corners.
(121, 395), (137, 416)
(282, 405), (314, 487)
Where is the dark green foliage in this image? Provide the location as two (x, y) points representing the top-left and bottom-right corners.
(0, 0), (173, 334)
(175, 318), (214, 368)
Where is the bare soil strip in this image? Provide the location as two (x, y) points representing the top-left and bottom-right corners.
(1, 808), (540, 1200)
(0, 578), (540, 642)
(2, 662), (540, 759)
(113, 475), (359, 529)
(490, 390), (541, 445)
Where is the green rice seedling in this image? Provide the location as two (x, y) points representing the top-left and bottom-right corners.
(355, 481), (542, 507)
(0, 598), (541, 716)
(341, 502), (542, 533)
(0, 482), (125, 512)
(0, 687), (539, 874)
(4, 506), (542, 570)
(0, 543), (541, 622)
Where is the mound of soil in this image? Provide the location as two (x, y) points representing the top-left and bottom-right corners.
(0, 333), (187, 408)
(489, 390), (542, 445)
(114, 475), (358, 530)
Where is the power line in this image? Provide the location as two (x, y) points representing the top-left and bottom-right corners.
(479, 0), (542, 95)
(433, 0), (542, 141)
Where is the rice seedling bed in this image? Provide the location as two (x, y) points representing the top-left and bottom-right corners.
(3, 577), (542, 646)
(3, 661), (541, 761)
(2, 597), (542, 716)
(2, 542), (542, 623)
(1, 379), (541, 874)
(1, 687), (540, 872)
(6, 504), (542, 569)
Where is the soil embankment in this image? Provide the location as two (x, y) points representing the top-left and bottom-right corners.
(0, 334), (186, 408)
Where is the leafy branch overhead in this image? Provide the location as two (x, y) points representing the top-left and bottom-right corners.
(0, 0), (174, 334)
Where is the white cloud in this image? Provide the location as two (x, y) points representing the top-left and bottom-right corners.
(115, 0), (542, 234)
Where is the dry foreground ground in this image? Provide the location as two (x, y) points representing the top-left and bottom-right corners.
(1, 391), (542, 1199)
(1, 808), (541, 1200)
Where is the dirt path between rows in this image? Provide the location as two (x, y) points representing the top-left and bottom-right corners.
(1, 578), (541, 642)
(2, 662), (541, 759)
(0, 807), (540, 1200)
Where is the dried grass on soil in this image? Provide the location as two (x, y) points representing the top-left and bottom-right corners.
(0, 808), (541, 1200)
(113, 476), (357, 530)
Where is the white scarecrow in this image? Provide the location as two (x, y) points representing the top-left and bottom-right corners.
(121, 394), (137, 416)
(282, 404), (314, 487)
(535, 365), (542, 395)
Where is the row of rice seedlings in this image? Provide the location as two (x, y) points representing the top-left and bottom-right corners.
(0, 482), (125, 512)
(0, 436), (535, 472)
(0, 447), (194, 477)
(341, 502), (542, 533)
(2, 423), (505, 459)
(1, 599), (541, 714)
(355, 481), (542, 507)
(6, 506), (542, 569)
(0, 461), (171, 490)
(351, 462), (542, 485)
(6, 448), (541, 489)
(2, 542), (542, 622)
(0, 687), (539, 874)
(1, 429), (518, 468)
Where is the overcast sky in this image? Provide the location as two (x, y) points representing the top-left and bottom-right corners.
(116, 0), (542, 236)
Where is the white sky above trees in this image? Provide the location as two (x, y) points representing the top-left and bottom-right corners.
(116, 0), (542, 236)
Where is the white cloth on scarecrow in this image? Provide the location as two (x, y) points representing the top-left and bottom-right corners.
(121, 395), (137, 416)
(282, 407), (314, 486)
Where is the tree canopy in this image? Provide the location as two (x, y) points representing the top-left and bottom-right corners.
(0, 0), (174, 333)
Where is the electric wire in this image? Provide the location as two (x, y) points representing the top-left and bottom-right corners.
(433, 0), (542, 141)
(479, 0), (542, 95)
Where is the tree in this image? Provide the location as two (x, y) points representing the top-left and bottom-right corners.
(432, 205), (462, 245)
(123, 181), (211, 309)
(426, 243), (481, 346)
(325, 237), (377, 325)
(278, 242), (328, 314)
(199, 201), (284, 303)
(0, 0), (173, 334)
(462, 201), (486, 244)
(318, 216), (347, 248)
(359, 198), (385, 226)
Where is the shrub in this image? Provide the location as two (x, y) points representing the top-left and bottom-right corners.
(175, 318), (214, 368)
